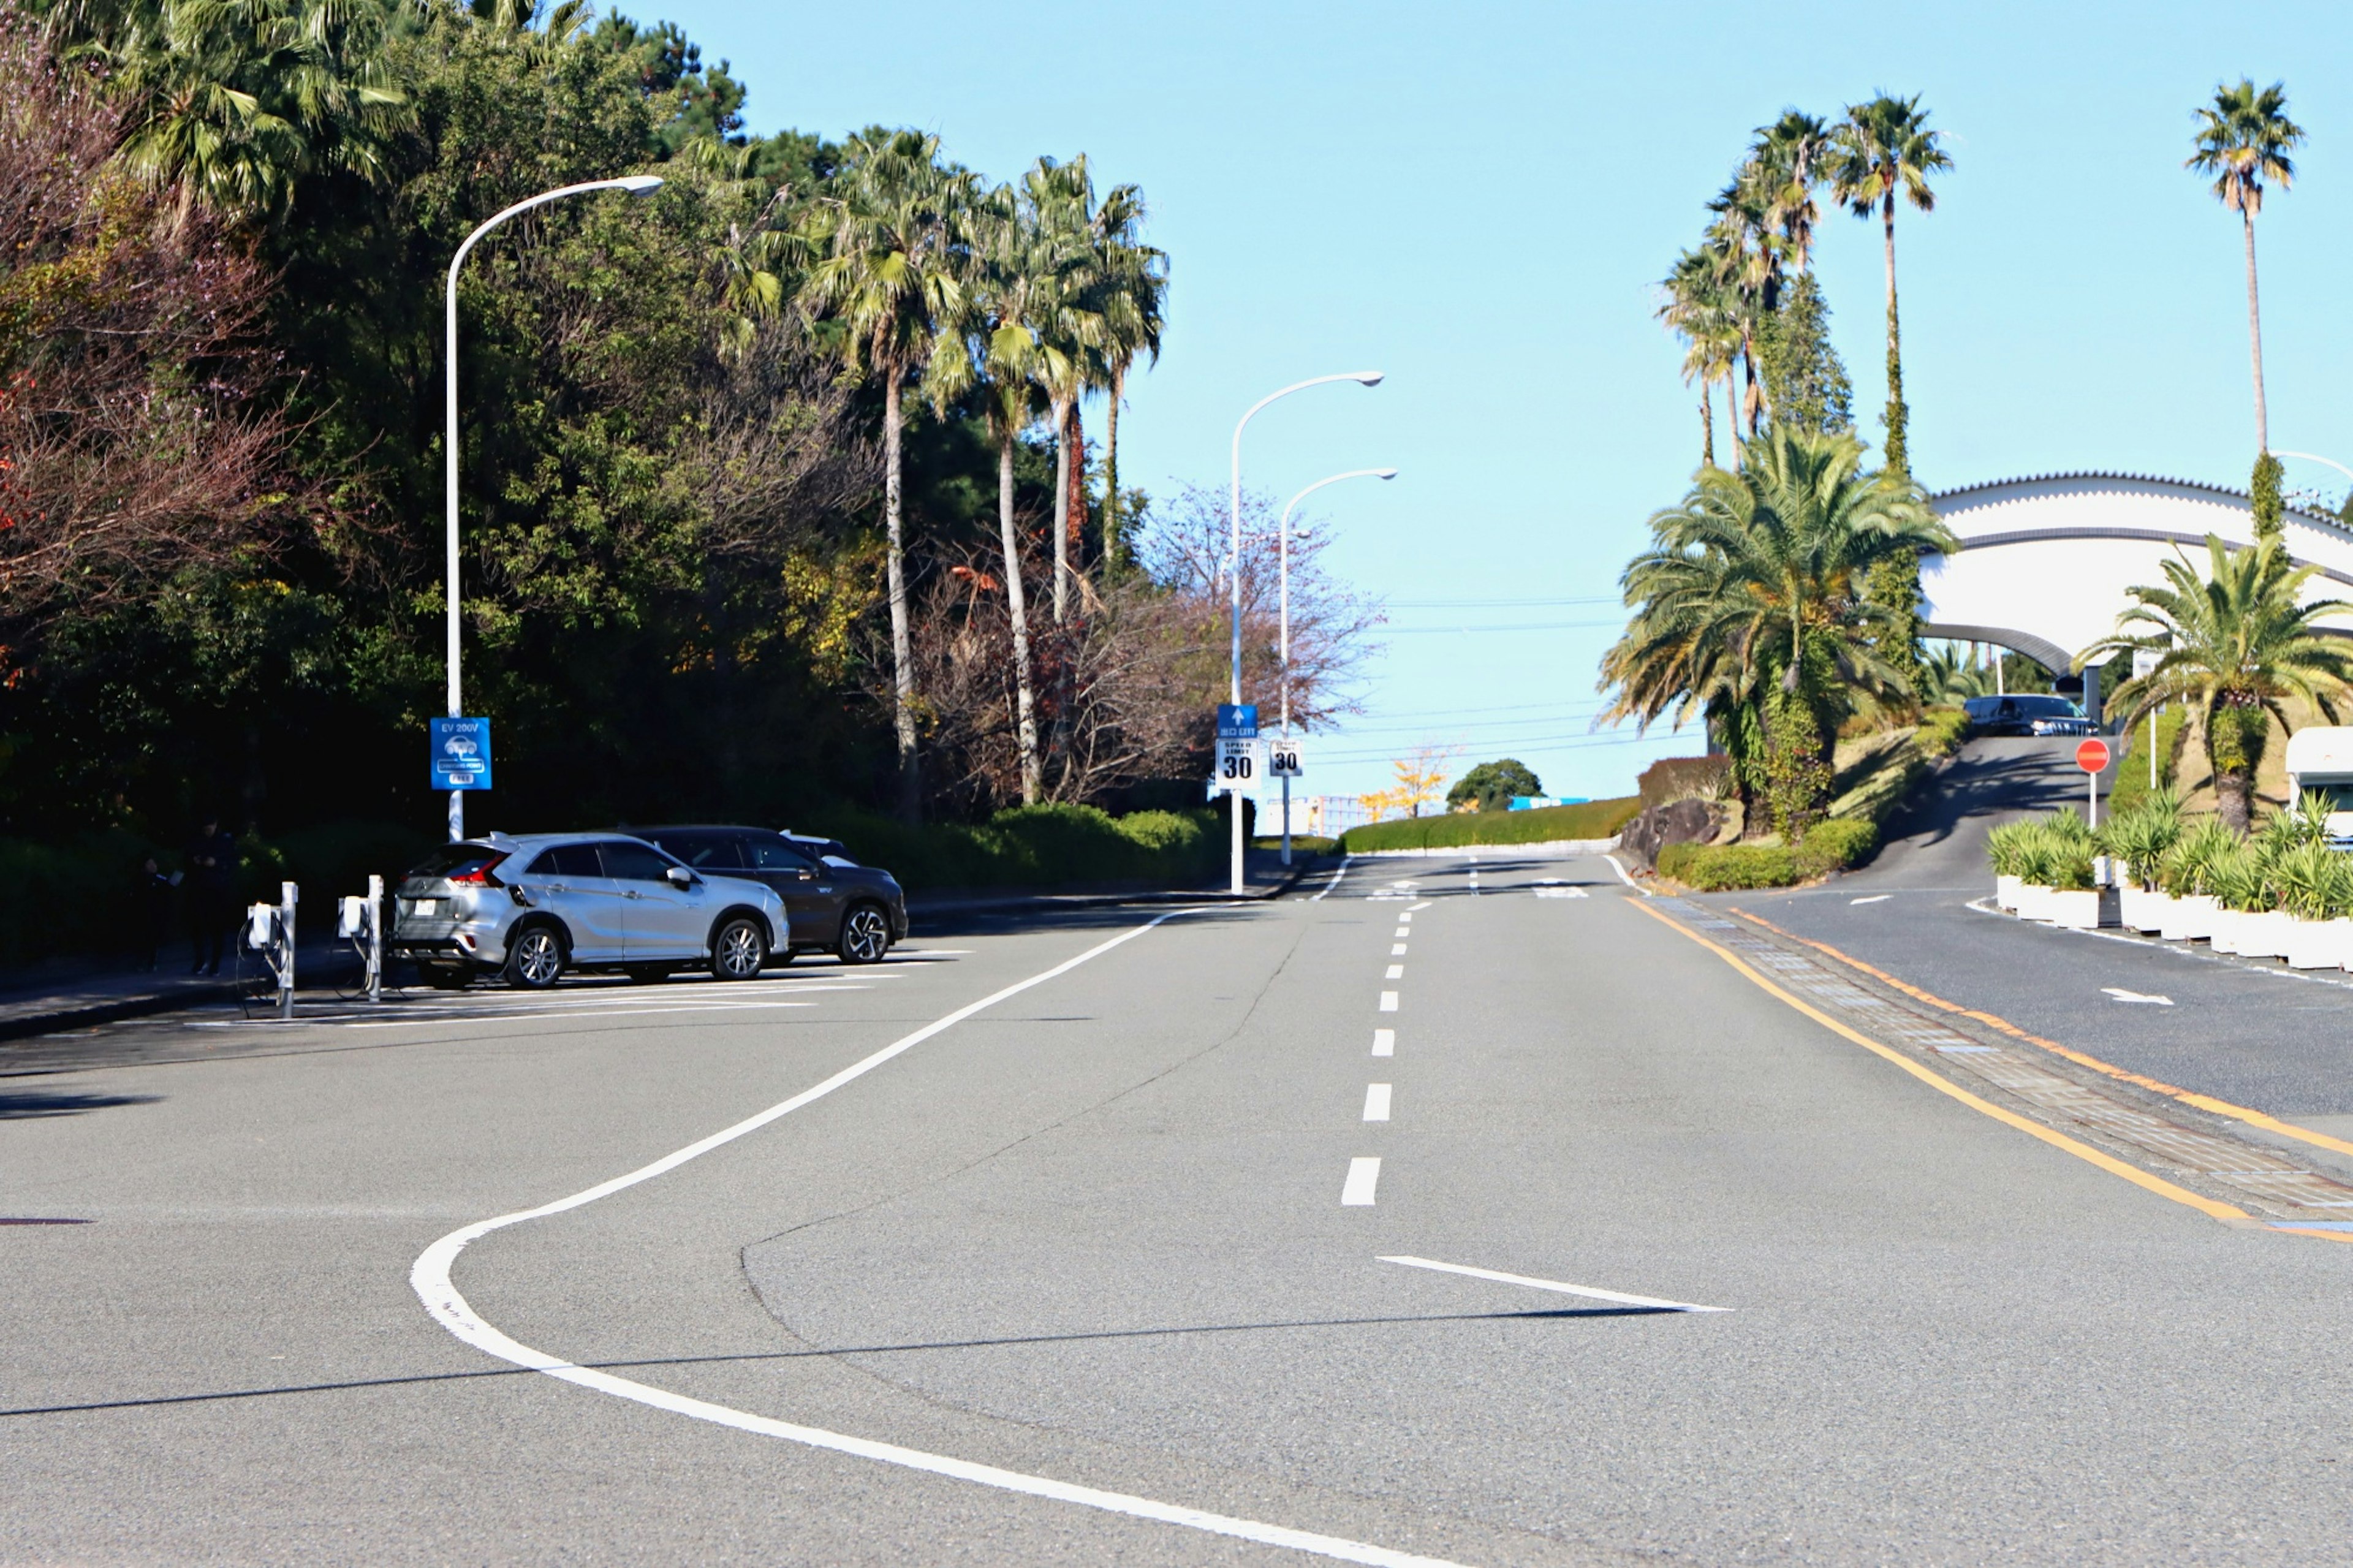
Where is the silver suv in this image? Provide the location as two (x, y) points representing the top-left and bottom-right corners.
(390, 833), (790, 991)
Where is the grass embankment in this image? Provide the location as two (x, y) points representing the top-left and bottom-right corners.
(1654, 706), (1968, 892)
(1335, 797), (1640, 854)
(2107, 705), (2188, 816)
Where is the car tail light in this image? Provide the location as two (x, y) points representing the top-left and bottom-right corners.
(445, 852), (508, 887)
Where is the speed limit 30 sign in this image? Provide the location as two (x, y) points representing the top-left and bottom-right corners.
(1268, 740), (1304, 777)
(1214, 737), (1264, 784)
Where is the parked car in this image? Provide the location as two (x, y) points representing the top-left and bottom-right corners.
(389, 832), (790, 991)
(1962, 694), (2096, 738)
(634, 825), (906, 964)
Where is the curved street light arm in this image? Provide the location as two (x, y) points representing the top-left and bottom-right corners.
(2272, 450), (2353, 490)
(1276, 468), (1398, 735)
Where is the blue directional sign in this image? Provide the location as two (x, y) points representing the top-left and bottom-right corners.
(1216, 703), (1259, 740)
(430, 716), (494, 792)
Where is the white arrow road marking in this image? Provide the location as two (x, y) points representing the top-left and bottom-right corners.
(2103, 987), (2174, 1006)
(1378, 1256), (1732, 1313)
(1850, 895), (1891, 905)
(413, 911), (1472, 1568)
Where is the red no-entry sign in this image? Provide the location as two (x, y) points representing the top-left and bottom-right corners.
(2076, 738), (2112, 773)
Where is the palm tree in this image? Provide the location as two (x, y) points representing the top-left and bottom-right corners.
(1830, 94), (1951, 479)
(2188, 80), (2303, 453)
(1755, 111), (1833, 273)
(799, 130), (972, 819)
(1659, 249), (1741, 468)
(1601, 425), (1955, 835)
(2080, 536), (2353, 832)
(1705, 174), (1776, 437)
(1089, 185), (1166, 575)
(1015, 156), (1108, 627)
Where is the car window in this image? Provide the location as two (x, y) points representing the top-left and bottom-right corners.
(2016, 696), (2080, 718)
(748, 836), (816, 871)
(596, 840), (678, 882)
(409, 844), (504, 879)
(526, 844), (604, 877)
(651, 833), (742, 869)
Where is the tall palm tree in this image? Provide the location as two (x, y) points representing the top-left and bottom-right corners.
(2188, 80), (2303, 453)
(1830, 94), (1951, 479)
(1601, 425), (1954, 835)
(1089, 184), (1165, 575)
(1659, 249), (1741, 468)
(1702, 195), (1771, 438)
(1015, 156), (1108, 626)
(1755, 110), (1833, 273)
(2081, 536), (2352, 832)
(799, 130), (972, 819)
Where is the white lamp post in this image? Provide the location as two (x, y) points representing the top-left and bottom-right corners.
(1227, 372), (1384, 892)
(443, 173), (664, 842)
(1274, 468), (1396, 865)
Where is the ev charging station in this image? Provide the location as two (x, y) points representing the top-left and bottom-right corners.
(246, 881), (298, 1021)
(339, 874), (385, 1004)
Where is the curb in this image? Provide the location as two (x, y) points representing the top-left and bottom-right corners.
(0, 981), (241, 1044)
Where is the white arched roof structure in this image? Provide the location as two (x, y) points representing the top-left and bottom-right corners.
(1919, 471), (2353, 719)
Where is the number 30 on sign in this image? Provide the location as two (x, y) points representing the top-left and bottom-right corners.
(1214, 738), (1262, 782)
(1268, 741), (1304, 778)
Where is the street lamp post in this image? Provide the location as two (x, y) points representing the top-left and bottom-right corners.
(1228, 372), (1384, 893)
(443, 173), (664, 843)
(1274, 468), (1396, 866)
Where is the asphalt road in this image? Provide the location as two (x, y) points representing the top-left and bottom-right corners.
(1741, 737), (2353, 1143)
(7, 850), (2353, 1564)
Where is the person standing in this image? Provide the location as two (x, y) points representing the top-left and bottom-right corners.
(182, 817), (236, 977)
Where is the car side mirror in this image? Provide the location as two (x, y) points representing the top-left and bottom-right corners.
(666, 865), (694, 888)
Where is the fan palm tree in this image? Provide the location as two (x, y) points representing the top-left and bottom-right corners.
(1659, 249), (1741, 468)
(2080, 535), (2353, 832)
(1015, 156), (1110, 626)
(1830, 94), (1951, 479)
(2188, 80), (2303, 453)
(1701, 197), (1771, 438)
(1090, 184), (1165, 574)
(799, 130), (973, 819)
(1601, 425), (1954, 835)
(1755, 110), (1833, 273)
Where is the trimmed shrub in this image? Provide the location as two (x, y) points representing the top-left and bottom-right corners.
(1657, 843), (1800, 890)
(1637, 756), (1731, 809)
(1338, 796), (1640, 854)
(1914, 706), (1970, 761)
(1796, 816), (1877, 875)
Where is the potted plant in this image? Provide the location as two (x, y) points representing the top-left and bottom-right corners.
(2099, 793), (2182, 934)
(1986, 820), (2032, 911)
(2273, 840), (2353, 969)
(2158, 819), (2235, 942)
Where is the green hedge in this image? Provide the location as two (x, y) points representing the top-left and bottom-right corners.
(1337, 797), (1640, 854)
(1656, 817), (1878, 892)
(803, 803), (1224, 892)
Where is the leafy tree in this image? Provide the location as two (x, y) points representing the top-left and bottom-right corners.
(800, 129), (974, 819)
(2188, 79), (2302, 453)
(1830, 94), (1950, 480)
(1447, 759), (1542, 812)
(1757, 273), (1852, 436)
(1601, 425), (1955, 837)
(2083, 536), (2352, 833)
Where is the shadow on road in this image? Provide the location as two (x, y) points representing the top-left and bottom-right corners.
(0, 1090), (160, 1120)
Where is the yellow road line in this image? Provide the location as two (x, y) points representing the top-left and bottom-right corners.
(1730, 907), (2353, 1162)
(1630, 900), (2252, 1225)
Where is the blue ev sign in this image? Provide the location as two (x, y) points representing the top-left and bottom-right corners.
(1216, 703), (1259, 740)
(430, 716), (494, 792)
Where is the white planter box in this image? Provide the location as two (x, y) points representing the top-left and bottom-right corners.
(2284, 916), (2349, 969)
(2046, 888), (2101, 929)
(2210, 910), (2242, 953)
(2238, 910), (2295, 961)
(2118, 887), (2172, 934)
(2162, 894), (2215, 942)
(2014, 884), (2053, 922)
(1996, 874), (2023, 911)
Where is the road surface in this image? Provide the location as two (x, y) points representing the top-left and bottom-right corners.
(7, 847), (2353, 1564)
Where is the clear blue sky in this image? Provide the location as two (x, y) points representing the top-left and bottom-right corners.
(642, 0), (2353, 803)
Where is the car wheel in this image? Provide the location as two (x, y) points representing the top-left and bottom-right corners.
(624, 963), (671, 985)
(711, 917), (766, 981)
(422, 964), (472, 991)
(504, 926), (565, 990)
(838, 903), (892, 965)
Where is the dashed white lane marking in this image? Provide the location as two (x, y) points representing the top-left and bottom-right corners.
(2104, 987), (2175, 1005)
(1390, 944), (1408, 956)
(1849, 895), (1891, 905)
(1384, 964), (1404, 980)
(1363, 1084), (1392, 1122)
(1533, 888), (1586, 900)
(1341, 1158), (1382, 1206)
(1312, 855), (1353, 902)
(1372, 1029), (1395, 1057)
(1398, 912), (1413, 924)
(413, 911), (1470, 1568)
(1377, 1256), (1732, 1313)
(1379, 992), (1399, 1012)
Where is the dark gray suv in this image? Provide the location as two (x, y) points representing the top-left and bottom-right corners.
(634, 826), (906, 964)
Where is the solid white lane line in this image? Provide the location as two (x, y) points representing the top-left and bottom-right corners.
(1371, 1029), (1395, 1057)
(1377, 1256), (1731, 1313)
(1390, 944), (1408, 956)
(1384, 964), (1404, 980)
(411, 911), (1471, 1568)
(1849, 895), (1891, 906)
(1363, 1084), (1392, 1122)
(1311, 855), (1353, 902)
(1379, 991), (1399, 1012)
(1341, 1158), (1382, 1206)
(1407, 900), (1433, 912)
(1604, 855), (1646, 894)
(327, 1002), (824, 1030)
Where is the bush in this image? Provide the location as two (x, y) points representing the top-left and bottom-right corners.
(1796, 816), (1877, 874)
(803, 803), (1224, 893)
(1914, 705), (1970, 761)
(2105, 706), (2186, 816)
(1637, 756), (1731, 809)
(1656, 843), (1800, 890)
(1338, 797), (1640, 854)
